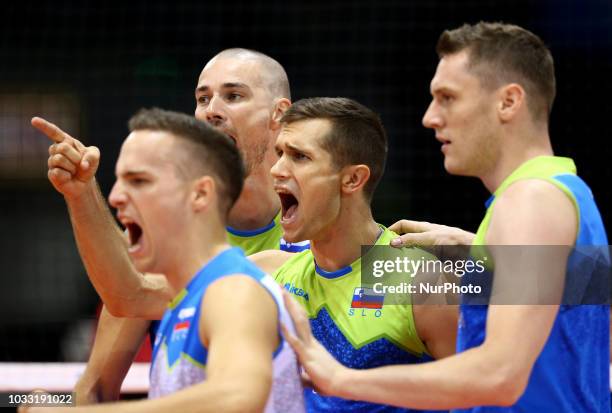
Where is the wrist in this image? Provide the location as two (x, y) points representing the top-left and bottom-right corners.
(329, 364), (353, 399)
(65, 180), (105, 221)
(65, 178), (99, 203)
(460, 231), (475, 245)
(450, 228), (474, 246)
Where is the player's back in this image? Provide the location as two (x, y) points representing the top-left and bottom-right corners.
(149, 247), (305, 413)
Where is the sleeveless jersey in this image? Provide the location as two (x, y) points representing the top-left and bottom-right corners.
(456, 156), (610, 412)
(147, 212), (309, 350)
(274, 226), (445, 413)
(227, 211), (310, 254)
(149, 247), (305, 413)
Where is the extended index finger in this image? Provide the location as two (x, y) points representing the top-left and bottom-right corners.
(31, 117), (71, 144)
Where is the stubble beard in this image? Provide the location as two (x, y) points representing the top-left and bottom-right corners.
(243, 137), (270, 176)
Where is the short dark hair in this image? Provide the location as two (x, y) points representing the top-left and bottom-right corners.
(280, 97), (387, 202)
(128, 108), (244, 219)
(436, 22), (555, 123)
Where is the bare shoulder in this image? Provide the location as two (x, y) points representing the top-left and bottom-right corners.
(498, 178), (573, 206)
(248, 249), (294, 274)
(203, 274), (279, 317)
(205, 273), (272, 302)
(199, 273), (278, 346)
(488, 178), (577, 245)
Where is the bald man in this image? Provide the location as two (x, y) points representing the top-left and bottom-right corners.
(58, 49), (309, 403)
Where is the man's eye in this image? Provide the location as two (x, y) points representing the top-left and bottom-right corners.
(197, 95), (210, 105)
(130, 178), (147, 186)
(293, 152), (308, 161)
(227, 93), (242, 102)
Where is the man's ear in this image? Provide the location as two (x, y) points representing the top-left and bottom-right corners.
(340, 164), (371, 196)
(270, 98), (291, 130)
(192, 176), (216, 212)
(497, 83), (525, 123)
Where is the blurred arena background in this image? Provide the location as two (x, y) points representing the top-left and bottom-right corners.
(0, 0), (610, 365)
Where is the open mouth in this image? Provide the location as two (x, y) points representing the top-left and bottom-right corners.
(125, 222), (144, 252)
(278, 192), (299, 223)
(436, 135), (451, 145)
(218, 129), (237, 145)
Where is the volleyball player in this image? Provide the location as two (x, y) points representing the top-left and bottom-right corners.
(30, 108), (304, 412)
(282, 22), (609, 412)
(44, 96), (459, 412)
(38, 48), (308, 404)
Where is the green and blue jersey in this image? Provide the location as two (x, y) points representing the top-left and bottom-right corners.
(457, 156), (610, 413)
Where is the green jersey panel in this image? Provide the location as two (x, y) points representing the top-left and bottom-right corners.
(273, 226), (436, 412)
(227, 211), (310, 254)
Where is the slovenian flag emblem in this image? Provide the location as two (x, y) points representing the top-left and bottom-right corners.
(351, 287), (384, 309)
(173, 320), (190, 332)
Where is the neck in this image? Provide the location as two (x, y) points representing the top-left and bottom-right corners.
(310, 198), (380, 272)
(481, 125), (553, 193)
(166, 220), (231, 293)
(227, 154), (280, 231)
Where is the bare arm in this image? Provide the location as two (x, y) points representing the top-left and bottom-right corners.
(248, 249), (294, 274)
(24, 275), (279, 413)
(32, 117), (172, 318)
(411, 257), (459, 359)
(388, 220), (475, 247)
(413, 303), (458, 360)
(283, 180), (577, 409)
(74, 307), (151, 404)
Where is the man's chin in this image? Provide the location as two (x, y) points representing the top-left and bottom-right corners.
(444, 159), (468, 176)
(281, 230), (306, 244)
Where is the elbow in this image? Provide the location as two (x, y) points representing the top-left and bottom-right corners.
(215, 376), (272, 413)
(104, 299), (136, 318)
(484, 365), (529, 407)
(104, 284), (159, 318)
(223, 394), (266, 413)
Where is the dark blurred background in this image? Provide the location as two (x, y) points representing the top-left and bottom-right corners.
(1, 0), (610, 362)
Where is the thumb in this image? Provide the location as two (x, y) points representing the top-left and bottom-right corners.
(389, 219), (431, 235)
(301, 369), (313, 388)
(80, 146), (100, 173)
(391, 232), (433, 248)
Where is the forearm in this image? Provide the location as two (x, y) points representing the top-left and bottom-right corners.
(73, 374), (101, 405)
(65, 181), (169, 317)
(333, 344), (522, 409)
(458, 230), (475, 245)
(35, 378), (268, 413)
(75, 308), (150, 403)
(75, 309), (117, 404)
(142, 378), (269, 413)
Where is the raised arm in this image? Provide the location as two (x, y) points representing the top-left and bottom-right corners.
(32, 117), (172, 318)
